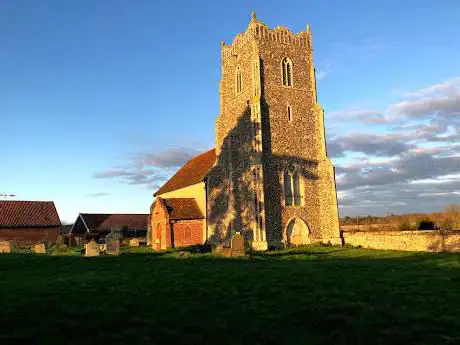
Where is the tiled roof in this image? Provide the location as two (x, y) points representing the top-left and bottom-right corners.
(79, 213), (149, 232)
(162, 198), (204, 220)
(0, 201), (61, 228)
(154, 149), (216, 196)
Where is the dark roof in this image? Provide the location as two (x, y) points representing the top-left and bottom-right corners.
(60, 224), (73, 235)
(79, 213), (149, 232)
(154, 149), (216, 196)
(162, 198), (204, 220)
(0, 201), (61, 228)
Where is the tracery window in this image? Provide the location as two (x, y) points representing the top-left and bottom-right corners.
(283, 169), (303, 206)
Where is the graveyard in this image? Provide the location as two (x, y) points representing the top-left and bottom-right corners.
(1, 245), (460, 344)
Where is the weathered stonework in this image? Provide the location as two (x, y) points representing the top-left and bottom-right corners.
(207, 13), (340, 249)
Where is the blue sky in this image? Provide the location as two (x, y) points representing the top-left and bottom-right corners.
(1, 0), (459, 222)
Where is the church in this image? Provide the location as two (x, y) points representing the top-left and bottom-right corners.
(149, 13), (341, 251)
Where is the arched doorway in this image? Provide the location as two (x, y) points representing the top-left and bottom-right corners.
(286, 218), (309, 246)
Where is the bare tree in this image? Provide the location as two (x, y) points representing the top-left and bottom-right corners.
(443, 204), (460, 230)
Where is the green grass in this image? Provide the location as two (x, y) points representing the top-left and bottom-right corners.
(1, 246), (460, 344)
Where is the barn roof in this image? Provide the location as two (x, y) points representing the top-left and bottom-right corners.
(76, 213), (149, 232)
(154, 148), (216, 196)
(161, 198), (204, 220)
(0, 201), (61, 228)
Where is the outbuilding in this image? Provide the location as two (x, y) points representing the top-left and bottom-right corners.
(0, 200), (61, 245)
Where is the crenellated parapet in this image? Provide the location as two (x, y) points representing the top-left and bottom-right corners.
(221, 12), (311, 63)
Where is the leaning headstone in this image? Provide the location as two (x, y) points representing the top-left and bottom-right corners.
(0, 241), (11, 253)
(106, 235), (120, 255)
(85, 240), (100, 257)
(230, 232), (245, 257)
(33, 243), (46, 254)
(129, 238), (140, 247)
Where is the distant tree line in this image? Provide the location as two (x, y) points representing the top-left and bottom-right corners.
(340, 204), (460, 231)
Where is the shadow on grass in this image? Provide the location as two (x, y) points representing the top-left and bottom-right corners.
(1, 246), (460, 345)
(251, 246), (347, 258)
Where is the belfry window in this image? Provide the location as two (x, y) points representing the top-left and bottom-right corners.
(236, 67), (242, 94)
(283, 169), (303, 206)
(282, 57), (293, 86)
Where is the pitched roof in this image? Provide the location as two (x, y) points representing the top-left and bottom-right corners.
(79, 213), (149, 232)
(0, 201), (61, 228)
(162, 198), (204, 220)
(154, 148), (216, 196)
(60, 224), (73, 235)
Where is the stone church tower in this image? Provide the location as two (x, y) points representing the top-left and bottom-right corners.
(206, 13), (340, 250)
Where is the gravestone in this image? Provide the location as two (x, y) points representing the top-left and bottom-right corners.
(230, 232), (245, 257)
(129, 238), (140, 247)
(85, 240), (100, 257)
(0, 241), (11, 253)
(99, 243), (107, 253)
(106, 235), (120, 255)
(33, 243), (46, 254)
(55, 235), (65, 249)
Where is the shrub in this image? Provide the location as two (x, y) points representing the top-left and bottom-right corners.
(417, 218), (435, 230)
(399, 221), (412, 231)
(441, 218), (455, 231)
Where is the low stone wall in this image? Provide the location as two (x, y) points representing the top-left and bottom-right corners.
(342, 230), (460, 252)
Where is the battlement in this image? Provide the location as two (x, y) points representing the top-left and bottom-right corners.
(221, 12), (311, 62)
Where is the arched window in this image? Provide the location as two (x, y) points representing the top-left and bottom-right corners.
(284, 170), (293, 206)
(283, 169), (303, 207)
(282, 57), (293, 86)
(236, 67), (242, 94)
(293, 171), (301, 206)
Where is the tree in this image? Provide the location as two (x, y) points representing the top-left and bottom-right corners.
(399, 221), (412, 231)
(443, 204), (460, 230)
(417, 218), (435, 231)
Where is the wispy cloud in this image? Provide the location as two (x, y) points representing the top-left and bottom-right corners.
(86, 192), (110, 198)
(135, 147), (200, 169)
(329, 109), (389, 124)
(328, 76), (460, 215)
(329, 77), (460, 125)
(329, 133), (414, 158)
(93, 146), (202, 189)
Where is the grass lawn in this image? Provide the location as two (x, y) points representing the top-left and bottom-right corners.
(1, 246), (460, 345)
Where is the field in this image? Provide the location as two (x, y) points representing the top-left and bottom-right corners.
(1, 246), (460, 345)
